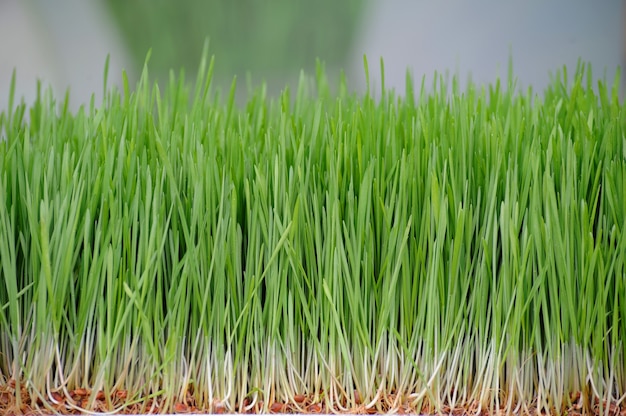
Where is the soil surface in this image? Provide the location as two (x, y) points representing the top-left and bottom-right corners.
(1, 380), (625, 415)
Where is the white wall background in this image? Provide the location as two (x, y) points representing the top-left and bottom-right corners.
(0, 0), (131, 113)
(1, 0), (624, 113)
(350, 1), (625, 95)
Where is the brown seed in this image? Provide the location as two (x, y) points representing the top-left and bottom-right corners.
(50, 391), (64, 402)
(307, 403), (322, 413)
(354, 390), (362, 404)
(74, 388), (89, 397)
(366, 405), (378, 414)
(270, 402), (284, 412)
(115, 390), (127, 399)
(95, 390), (106, 400)
(294, 394), (306, 403)
(174, 402), (189, 413)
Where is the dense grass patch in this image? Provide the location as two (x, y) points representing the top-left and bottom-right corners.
(0, 54), (625, 415)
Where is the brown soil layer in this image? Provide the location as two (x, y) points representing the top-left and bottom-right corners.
(1, 380), (624, 415)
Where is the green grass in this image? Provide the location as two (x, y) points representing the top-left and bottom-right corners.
(0, 53), (625, 415)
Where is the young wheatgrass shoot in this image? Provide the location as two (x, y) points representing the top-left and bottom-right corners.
(0, 51), (625, 415)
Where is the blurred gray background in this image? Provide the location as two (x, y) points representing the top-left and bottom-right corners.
(350, 1), (625, 95)
(1, 0), (624, 112)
